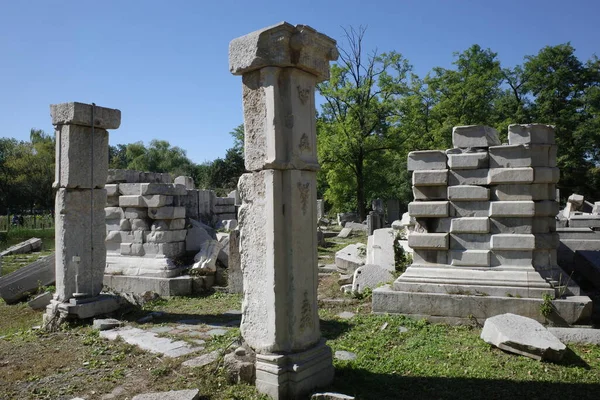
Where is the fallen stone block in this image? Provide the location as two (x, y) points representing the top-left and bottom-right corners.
(132, 389), (200, 400)
(452, 125), (500, 148)
(345, 222), (367, 232)
(352, 264), (393, 294)
(547, 327), (600, 345)
(407, 150), (447, 171)
(93, 318), (122, 331)
(337, 227), (352, 238)
(335, 243), (366, 273)
(28, 291), (53, 310)
(480, 313), (566, 361)
(182, 350), (220, 368)
(192, 239), (222, 273)
(0, 254), (55, 304)
(0, 238), (42, 257)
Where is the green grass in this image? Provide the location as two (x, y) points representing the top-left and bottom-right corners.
(322, 312), (600, 399)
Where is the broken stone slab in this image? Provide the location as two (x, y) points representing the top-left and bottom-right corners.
(311, 393), (355, 400)
(351, 264), (394, 294)
(337, 227), (352, 238)
(0, 253), (55, 304)
(92, 318), (122, 331)
(131, 389), (200, 400)
(480, 313), (566, 361)
(452, 125), (500, 148)
(191, 239), (222, 273)
(182, 350), (220, 368)
(100, 326), (203, 358)
(345, 222), (367, 232)
(508, 124), (555, 145)
(229, 22), (338, 81)
(407, 150), (447, 171)
(366, 228), (396, 271)
(50, 102), (121, 129)
(335, 243), (366, 273)
(28, 291), (53, 310)
(0, 238), (42, 257)
(547, 327), (600, 345)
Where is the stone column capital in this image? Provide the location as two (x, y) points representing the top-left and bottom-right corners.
(50, 102), (121, 129)
(229, 22), (338, 82)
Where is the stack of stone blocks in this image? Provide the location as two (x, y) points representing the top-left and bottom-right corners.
(372, 124), (592, 325)
(104, 170), (188, 278)
(405, 124), (561, 297)
(44, 102), (121, 327)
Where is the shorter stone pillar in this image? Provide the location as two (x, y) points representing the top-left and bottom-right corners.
(230, 22), (338, 399)
(44, 102), (121, 329)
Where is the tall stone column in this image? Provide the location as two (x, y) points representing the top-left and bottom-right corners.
(43, 102), (121, 329)
(229, 23), (338, 399)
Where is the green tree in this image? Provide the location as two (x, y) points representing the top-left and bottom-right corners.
(317, 26), (412, 220)
(125, 140), (196, 176)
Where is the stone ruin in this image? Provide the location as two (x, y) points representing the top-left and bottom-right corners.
(102, 170), (240, 296)
(373, 124), (593, 324)
(229, 22), (338, 399)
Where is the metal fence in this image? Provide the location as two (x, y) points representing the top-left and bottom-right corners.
(0, 213), (55, 232)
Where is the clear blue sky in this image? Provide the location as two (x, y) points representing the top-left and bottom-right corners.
(1, 0), (598, 164)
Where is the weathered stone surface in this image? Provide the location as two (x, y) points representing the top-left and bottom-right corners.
(452, 125), (500, 148)
(150, 219), (186, 231)
(534, 233), (559, 249)
(533, 167), (560, 183)
(449, 217), (489, 233)
(449, 201), (489, 218)
(447, 185), (489, 201)
(147, 206), (185, 220)
(55, 125), (109, 189)
(490, 234), (535, 250)
(447, 150), (488, 170)
(366, 228), (396, 271)
(412, 185), (447, 200)
(408, 201), (449, 217)
(489, 144), (532, 168)
(508, 124), (555, 145)
(28, 291), (53, 310)
(106, 169), (141, 184)
(50, 102), (121, 129)
(192, 239), (221, 273)
(449, 250), (490, 267)
(105, 184), (119, 197)
(352, 264), (394, 294)
(412, 170), (448, 186)
(412, 249), (447, 264)
(335, 243), (366, 273)
(407, 150), (447, 171)
(238, 169), (322, 353)
(490, 250), (533, 267)
(489, 201), (535, 217)
(0, 238), (42, 257)
(119, 195), (173, 208)
(548, 327), (600, 345)
(491, 184), (532, 201)
(131, 390), (200, 400)
(92, 318), (121, 331)
(488, 168), (534, 184)
(145, 230), (187, 243)
(119, 183), (187, 196)
(229, 22), (338, 81)
(448, 169), (488, 186)
(480, 313), (565, 361)
(490, 217), (533, 234)
(175, 175), (195, 189)
(182, 350), (220, 368)
(534, 200), (560, 217)
(337, 227), (352, 238)
(450, 233), (490, 250)
(55, 189), (106, 301)
(408, 233), (449, 249)
(101, 326), (203, 358)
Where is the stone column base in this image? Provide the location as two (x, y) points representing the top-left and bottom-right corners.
(255, 340), (334, 400)
(43, 294), (121, 331)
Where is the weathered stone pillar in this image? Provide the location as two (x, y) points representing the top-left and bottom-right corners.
(43, 102), (121, 329)
(229, 22), (338, 399)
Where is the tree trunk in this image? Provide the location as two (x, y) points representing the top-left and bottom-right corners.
(356, 154), (366, 221)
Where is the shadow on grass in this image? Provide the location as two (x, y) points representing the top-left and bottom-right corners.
(327, 366), (600, 400)
(321, 318), (353, 341)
